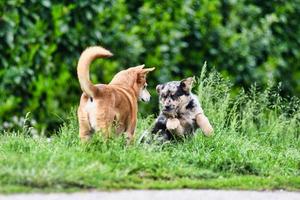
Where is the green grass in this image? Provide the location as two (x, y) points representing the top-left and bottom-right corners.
(0, 70), (299, 193)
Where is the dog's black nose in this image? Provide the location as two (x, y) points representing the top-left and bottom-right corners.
(164, 105), (171, 111)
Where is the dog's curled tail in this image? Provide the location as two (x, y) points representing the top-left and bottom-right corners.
(77, 46), (113, 97)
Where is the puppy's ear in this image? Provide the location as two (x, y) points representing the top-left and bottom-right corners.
(156, 84), (164, 94)
(180, 77), (194, 92)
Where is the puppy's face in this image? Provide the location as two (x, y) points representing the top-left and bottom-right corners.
(156, 77), (194, 117)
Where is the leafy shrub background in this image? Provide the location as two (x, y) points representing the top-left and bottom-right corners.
(0, 0), (299, 133)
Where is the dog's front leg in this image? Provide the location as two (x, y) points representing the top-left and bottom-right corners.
(169, 125), (185, 137)
(125, 115), (137, 144)
(167, 118), (185, 137)
(195, 113), (213, 136)
(126, 125), (136, 145)
(151, 115), (173, 141)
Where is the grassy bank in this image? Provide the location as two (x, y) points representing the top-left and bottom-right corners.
(0, 71), (299, 193)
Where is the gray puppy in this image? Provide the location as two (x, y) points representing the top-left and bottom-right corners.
(151, 77), (213, 140)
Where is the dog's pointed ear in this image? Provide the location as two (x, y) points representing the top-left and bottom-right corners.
(180, 77), (194, 92)
(156, 84), (164, 94)
(137, 67), (155, 84)
(132, 64), (145, 70)
(142, 67), (155, 74)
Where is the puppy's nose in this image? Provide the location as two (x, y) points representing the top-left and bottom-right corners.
(164, 105), (171, 111)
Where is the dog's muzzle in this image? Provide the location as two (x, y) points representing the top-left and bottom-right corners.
(163, 105), (173, 111)
(162, 105), (176, 116)
(139, 88), (151, 102)
(141, 96), (150, 102)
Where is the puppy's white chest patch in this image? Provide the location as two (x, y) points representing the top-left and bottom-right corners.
(85, 99), (97, 129)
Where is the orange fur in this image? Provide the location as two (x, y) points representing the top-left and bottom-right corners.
(77, 46), (154, 142)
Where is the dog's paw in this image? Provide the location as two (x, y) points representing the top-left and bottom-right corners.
(166, 118), (180, 130)
(196, 114), (214, 137)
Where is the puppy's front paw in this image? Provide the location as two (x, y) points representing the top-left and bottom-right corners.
(166, 118), (180, 130)
(196, 114), (214, 137)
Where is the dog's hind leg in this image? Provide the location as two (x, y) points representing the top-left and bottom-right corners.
(94, 110), (116, 140)
(94, 119), (110, 140)
(78, 107), (92, 141)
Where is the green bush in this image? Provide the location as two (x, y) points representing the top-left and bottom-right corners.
(0, 0), (299, 133)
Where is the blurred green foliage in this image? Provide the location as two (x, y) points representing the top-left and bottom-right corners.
(0, 0), (299, 133)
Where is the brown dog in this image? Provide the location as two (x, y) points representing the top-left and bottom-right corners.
(77, 46), (154, 142)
